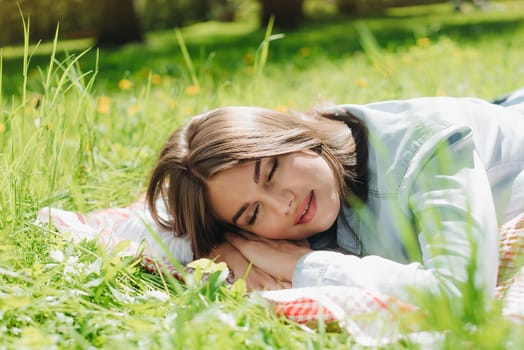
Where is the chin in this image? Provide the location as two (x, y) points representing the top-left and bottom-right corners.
(304, 219), (337, 239)
(316, 220), (336, 235)
(319, 208), (339, 230)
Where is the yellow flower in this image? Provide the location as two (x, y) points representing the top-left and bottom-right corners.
(355, 78), (369, 88)
(127, 103), (140, 116)
(97, 96), (111, 114)
(274, 105), (288, 113)
(118, 79), (133, 91)
(298, 47), (310, 57)
(436, 90), (447, 96)
(416, 37), (431, 48)
(151, 74), (162, 85)
(168, 99), (178, 109)
(185, 85), (200, 96)
(0, 122), (6, 133)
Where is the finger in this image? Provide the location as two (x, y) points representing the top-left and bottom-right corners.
(246, 276), (284, 291)
(244, 266), (285, 291)
(246, 279), (279, 291)
(278, 280), (292, 289)
(225, 232), (255, 252)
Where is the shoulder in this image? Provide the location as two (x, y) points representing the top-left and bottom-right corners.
(337, 98), (475, 194)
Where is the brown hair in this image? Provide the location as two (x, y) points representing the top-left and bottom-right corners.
(146, 106), (368, 258)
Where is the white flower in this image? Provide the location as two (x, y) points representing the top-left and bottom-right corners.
(84, 258), (102, 276)
(49, 250), (64, 262)
(84, 277), (104, 288)
(143, 290), (169, 302)
(63, 256), (81, 275)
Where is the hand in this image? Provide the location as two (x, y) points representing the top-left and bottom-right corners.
(225, 232), (312, 283)
(206, 240), (291, 291)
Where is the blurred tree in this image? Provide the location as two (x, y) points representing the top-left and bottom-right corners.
(0, 0), (102, 45)
(96, 0), (144, 46)
(136, 0), (236, 31)
(336, 0), (357, 13)
(193, 0), (213, 20)
(337, 0), (446, 13)
(259, 0), (304, 28)
(136, 0), (182, 30)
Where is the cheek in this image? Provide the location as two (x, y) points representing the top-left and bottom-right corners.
(313, 159), (337, 186)
(254, 221), (288, 239)
(256, 225), (279, 239)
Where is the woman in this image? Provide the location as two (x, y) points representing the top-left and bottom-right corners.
(146, 88), (524, 303)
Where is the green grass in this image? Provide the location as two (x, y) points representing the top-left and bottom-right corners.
(1, 1), (524, 348)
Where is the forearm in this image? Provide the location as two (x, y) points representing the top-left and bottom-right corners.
(292, 251), (447, 303)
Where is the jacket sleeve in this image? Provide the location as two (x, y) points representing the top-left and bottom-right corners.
(293, 130), (499, 304)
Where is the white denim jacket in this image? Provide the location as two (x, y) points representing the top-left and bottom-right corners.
(293, 94), (524, 303)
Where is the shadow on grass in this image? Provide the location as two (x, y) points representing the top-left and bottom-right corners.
(2, 4), (523, 96)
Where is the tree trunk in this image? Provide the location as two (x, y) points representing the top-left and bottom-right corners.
(336, 0), (358, 14)
(259, 0), (304, 29)
(96, 0), (143, 47)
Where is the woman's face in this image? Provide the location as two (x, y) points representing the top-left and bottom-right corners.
(206, 150), (340, 240)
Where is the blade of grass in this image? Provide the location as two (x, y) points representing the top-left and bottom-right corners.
(135, 217), (188, 295)
(49, 48), (93, 106)
(175, 28), (199, 89)
(254, 16), (284, 79)
(354, 21), (394, 79)
(44, 24), (60, 95)
(18, 5), (29, 106)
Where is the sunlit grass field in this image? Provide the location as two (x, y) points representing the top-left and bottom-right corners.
(1, 1), (524, 348)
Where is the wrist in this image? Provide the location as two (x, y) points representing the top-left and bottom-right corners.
(283, 248), (311, 282)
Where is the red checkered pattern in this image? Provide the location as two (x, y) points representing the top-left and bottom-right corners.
(38, 203), (524, 343)
(496, 213), (524, 322)
(498, 213), (524, 284)
(273, 297), (336, 323)
(141, 256), (186, 282)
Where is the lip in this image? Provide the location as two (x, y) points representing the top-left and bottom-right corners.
(294, 190), (316, 225)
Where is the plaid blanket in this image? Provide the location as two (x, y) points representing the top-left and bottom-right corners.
(37, 199), (524, 346)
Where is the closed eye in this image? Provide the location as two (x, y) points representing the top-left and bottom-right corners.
(247, 158), (277, 226)
(247, 204), (259, 225)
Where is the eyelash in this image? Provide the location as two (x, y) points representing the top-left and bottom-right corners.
(248, 204), (259, 225)
(267, 157), (279, 181)
(248, 158), (278, 226)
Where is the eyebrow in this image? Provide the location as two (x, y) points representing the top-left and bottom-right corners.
(231, 159), (260, 225)
(254, 158), (261, 184)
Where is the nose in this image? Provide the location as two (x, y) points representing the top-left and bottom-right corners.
(263, 188), (294, 216)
